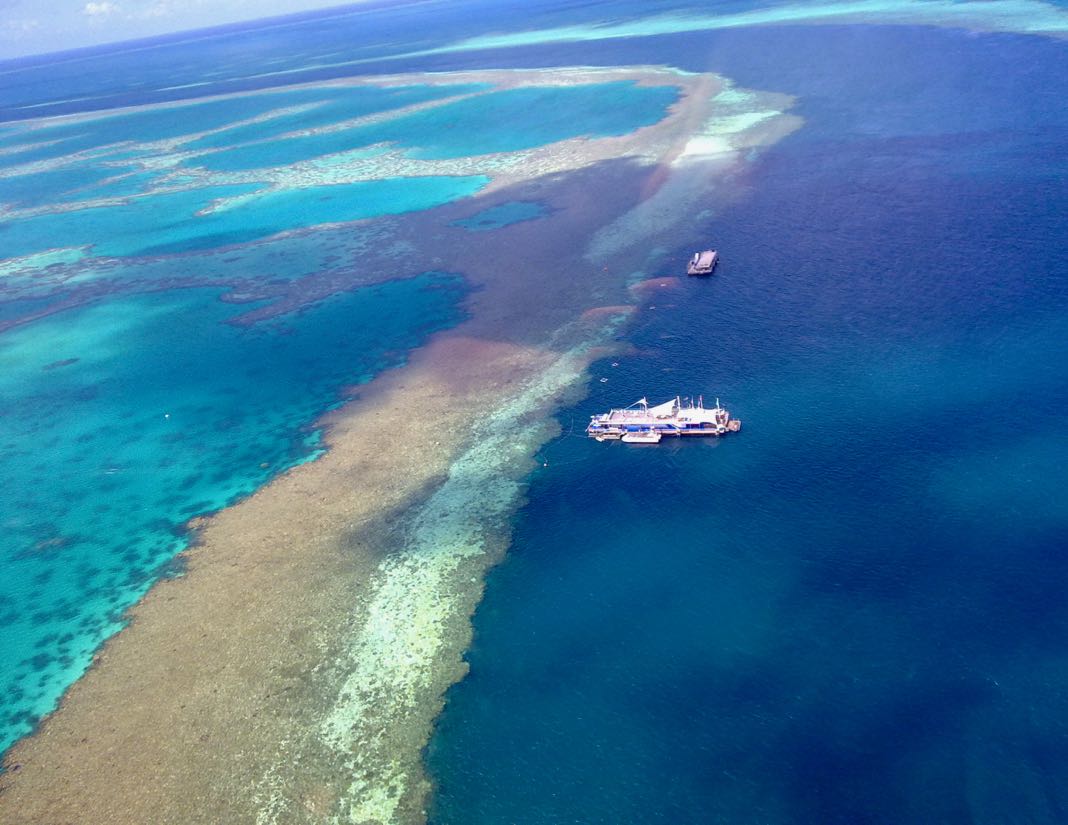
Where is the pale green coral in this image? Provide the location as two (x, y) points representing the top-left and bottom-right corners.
(587, 79), (799, 262)
(319, 318), (630, 825)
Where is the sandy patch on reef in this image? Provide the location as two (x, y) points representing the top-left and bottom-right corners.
(0, 65), (796, 825)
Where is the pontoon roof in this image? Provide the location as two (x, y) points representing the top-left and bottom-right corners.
(647, 399), (678, 417)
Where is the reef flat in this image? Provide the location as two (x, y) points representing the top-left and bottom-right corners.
(0, 67), (709, 331)
(0, 64), (796, 824)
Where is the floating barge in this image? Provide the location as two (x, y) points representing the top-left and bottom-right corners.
(687, 249), (718, 275)
(587, 397), (741, 443)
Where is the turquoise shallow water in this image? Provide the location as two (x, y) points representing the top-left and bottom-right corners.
(74, 169), (162, 202)
(0, 87), (342, 166)
(0, 164), (138, 209)
(195, 81), (679, 171)
(0, 176), (489, 259)
(0, 275), (466, 753)
(184, 83), (489, 151)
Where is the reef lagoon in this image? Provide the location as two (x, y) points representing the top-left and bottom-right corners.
(1, 2), (1067, 824)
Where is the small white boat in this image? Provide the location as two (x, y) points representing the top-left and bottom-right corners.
(621, 430), (662, 444)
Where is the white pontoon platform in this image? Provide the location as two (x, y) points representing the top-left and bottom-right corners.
(687, 249), (718, 275)
(587, 396), (741, 443)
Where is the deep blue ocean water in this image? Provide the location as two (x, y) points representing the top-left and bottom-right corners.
(426, 22), (1068, 825)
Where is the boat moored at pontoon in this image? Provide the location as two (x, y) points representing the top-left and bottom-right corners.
(587, 396), (741, 442)
(621, 430), (662, 444)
